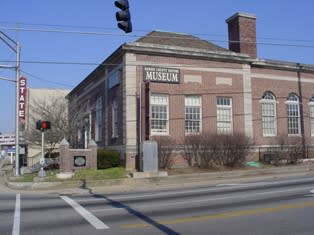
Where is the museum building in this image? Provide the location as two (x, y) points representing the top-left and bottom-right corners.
(67, 12), (314, 170)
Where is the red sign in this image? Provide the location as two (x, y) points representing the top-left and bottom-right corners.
(19, 77), (27, 120)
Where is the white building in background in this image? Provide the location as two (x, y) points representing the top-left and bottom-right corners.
(0, 133), (15, 146)
(0, 133), (15, 163)
(1, 88), (70, 166)
(25, 88), (70, 166)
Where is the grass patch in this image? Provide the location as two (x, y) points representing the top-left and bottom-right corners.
(9, 167), (127, 182)
(73, 167), (127, 180)
(11, 173), (36, 182)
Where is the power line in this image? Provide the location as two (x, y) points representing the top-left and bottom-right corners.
(0, 21), (118, 32)
(0, 76), (16, 83)
(1, 21), (314, 44)
(18, 60), (100, 66)
(0, 26), (126, 37)
(21, 69), (75, 88)
(0, 26), (314, 49)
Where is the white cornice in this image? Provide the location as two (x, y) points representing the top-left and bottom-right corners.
(123, 42), (252, 63)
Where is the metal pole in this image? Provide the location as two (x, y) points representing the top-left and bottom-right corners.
(0, 31), (20, 175)
(15, 42), (20, 176)
(38, 130), (46, 177)
(297, 63), (306, 158)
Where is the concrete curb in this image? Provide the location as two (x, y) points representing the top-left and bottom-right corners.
(5, 163), (314, 193)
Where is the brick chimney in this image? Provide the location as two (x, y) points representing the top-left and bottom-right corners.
(226, 12), (257, 58)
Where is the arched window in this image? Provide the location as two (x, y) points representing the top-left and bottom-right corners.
(286, 93), (300, 135)
(260, 91), (277, 136)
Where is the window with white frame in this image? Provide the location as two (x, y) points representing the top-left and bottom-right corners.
(185, 96), (201, 134)
(286, 93), (300, 135)
(309, 95), (314, 136)
(261, 91), (277, 136)
(95, 96), (102, 141)
(216, 97), (233, 134)
(150, 94), (169, 135)
(112, 99), (119, 138)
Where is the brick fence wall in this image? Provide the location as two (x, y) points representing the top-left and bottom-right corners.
(59, 138), (97, 172)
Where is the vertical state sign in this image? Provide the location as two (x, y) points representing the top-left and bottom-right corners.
(19, 77), (27, 120)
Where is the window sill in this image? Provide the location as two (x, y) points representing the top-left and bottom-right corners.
(151, 133), (169, 136)
(288, 134), (302, 137)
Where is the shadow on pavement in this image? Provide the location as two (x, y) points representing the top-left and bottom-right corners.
(84, 185), (181, 235)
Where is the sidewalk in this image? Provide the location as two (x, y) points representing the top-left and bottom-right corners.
(2, 161), (314, 195)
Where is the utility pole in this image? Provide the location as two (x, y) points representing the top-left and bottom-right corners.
(15, 43), (21, 176)
(297, 63), (306, 158)
(0, 31), (21, 176)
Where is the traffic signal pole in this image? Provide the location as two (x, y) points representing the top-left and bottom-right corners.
(36, 120), (51, 177)
(38, 130), (46, 177)
(0, 31), (21, 176)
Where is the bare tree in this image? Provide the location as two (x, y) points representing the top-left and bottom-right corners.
(184, 132), (253, 169)
(26, 96), (80, 156)
(152, 136), (177, 169)
(183, 134), (202, 167)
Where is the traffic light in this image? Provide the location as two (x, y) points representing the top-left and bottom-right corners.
(41, 121), (51, 130)
(36, 120), (51, 131)
(36, 120), (42, 130)
(114, 0), (132, 33)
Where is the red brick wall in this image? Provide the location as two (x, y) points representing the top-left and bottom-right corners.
(136, 54), (245, 144)
(251, 67), (314, 146)
(227, 14), (257, 57)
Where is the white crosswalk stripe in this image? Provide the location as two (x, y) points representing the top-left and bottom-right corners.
(12, 193), (20, 235)
(60, 195), (110, 230)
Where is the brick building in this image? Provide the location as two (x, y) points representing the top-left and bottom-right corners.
(67, 12), (314, 170)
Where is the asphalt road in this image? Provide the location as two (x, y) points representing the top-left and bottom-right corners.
(1, 176), (314, 235)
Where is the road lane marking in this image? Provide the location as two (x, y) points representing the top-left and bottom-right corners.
(216, 183), (243, 187)
(121, 200), (314, 229)
(12, 193), (20, 235)
(74, 197), (106, 203)
(90, 186), (314, 214)
(101, 177), (314, 201)
(60, 196), (109, 230)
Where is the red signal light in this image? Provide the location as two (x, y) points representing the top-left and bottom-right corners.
(42, 121), (51, 130)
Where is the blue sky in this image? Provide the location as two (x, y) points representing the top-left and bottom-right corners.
(1, 0), (314, 133)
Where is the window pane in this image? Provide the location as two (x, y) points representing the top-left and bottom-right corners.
(185, 96), (201, 134)
(95, 97), (102, 141)
(112, 100), (118, 137)
(217, 97), (232, 134)
(287, 100), (300, 135)
(310, 105), (314, 135)
(151, 95), (168, 134)
(261, 101), (276, 136)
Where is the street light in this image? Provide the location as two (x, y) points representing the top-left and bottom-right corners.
(0, 30), (21, 176)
